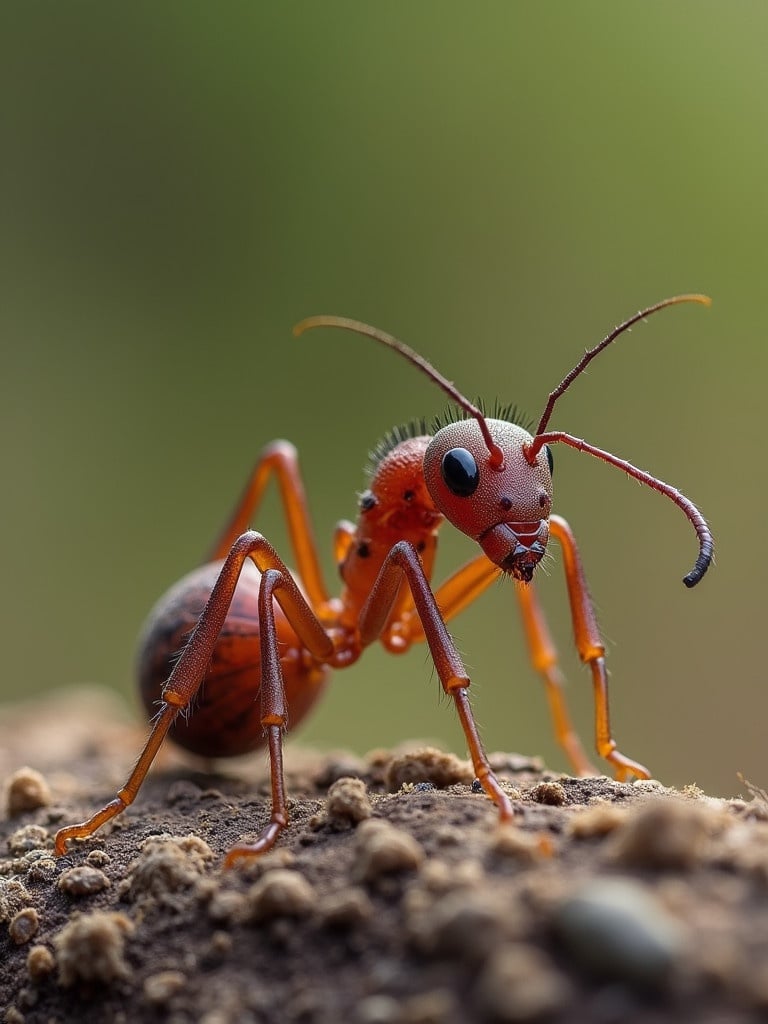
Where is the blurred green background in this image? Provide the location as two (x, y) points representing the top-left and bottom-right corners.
(1, 3), (763, 797)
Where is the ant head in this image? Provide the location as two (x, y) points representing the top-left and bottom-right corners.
(423, 418), (553, 582)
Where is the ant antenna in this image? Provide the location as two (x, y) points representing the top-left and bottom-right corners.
(294, 315), (505, 469)
(524, 293), (713, 588)
(529, 293), (712, 443)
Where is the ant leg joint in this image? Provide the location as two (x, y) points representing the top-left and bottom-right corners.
(596, 738), (617, 758)
(261, 713), (286, 728)
(260, 438), (298, 460)
(445, 674), (470, 693)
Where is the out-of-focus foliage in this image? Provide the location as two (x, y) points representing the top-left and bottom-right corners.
(1, 4), (763, 795)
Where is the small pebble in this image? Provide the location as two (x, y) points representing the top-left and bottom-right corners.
(325, 777), (373, 826)
(26, 945), (56, 983)
(207, 889), (246, 925)
(528, 781), (567, 806)
(226, 847), (296, 881)
(419, 858), (483, 893)
(26, 857), (57, 884)
(5, 767), (52, 816)
(433, 824), (462, 847)
(9, 908), (40, 945)
(632, 778), (666, 793)
(492, 826), (551, 863)
(143, 970), (186, 1005)
(121, 834), (213, 901)
(54, 911), (135, 986)
(209, 930), (233, 956)
(568, 803), (628, 839)
(8, 825), (48, 856)
(86, 849), (112, 868)
(246, 869), (316, 922)
(57, 865), (111, 898)
(0, 879), (31, 922)
(553, 878), (685, 990)
(16, 986), (38, 1010)
(317, 887), (373, 928)
(609, 799), (712, 869)
(384, 747), (473, 791)
(408, 888), (515, 959)
(352, 820), (425, 882)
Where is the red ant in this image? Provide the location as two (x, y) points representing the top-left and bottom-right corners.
(55, 294), (713, 866)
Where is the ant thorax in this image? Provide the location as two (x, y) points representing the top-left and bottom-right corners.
(337, 434), (443, 605)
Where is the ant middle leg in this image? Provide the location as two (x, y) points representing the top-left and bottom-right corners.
(400, 552), (595, 776)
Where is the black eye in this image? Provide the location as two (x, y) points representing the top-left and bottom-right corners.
(545, 445), (554, 476)
(441, 447), (479, 497)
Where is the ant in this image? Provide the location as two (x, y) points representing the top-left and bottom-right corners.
(55, 294), (713, 866)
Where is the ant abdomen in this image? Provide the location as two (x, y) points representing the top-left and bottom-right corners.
(137, 560), (330, 759)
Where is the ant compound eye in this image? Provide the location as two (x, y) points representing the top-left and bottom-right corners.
(441, 447), (480, 497)
(545, 445), (554, 476)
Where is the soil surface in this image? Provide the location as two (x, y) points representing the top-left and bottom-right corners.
(2, 688), (768, 1024)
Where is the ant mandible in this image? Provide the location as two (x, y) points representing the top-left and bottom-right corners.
(55, 294), (713, 866)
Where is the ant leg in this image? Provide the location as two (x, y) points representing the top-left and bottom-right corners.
(359, 542), (514, 824)
(225, 567), (295, 866)
(399, 555), (594, 776)
(207, 441), (329, 610)
(405, 554), (501, 629)
(55, 532), (334, 857)
(513, 580), (596, 776)
(549, 515), (651, 782)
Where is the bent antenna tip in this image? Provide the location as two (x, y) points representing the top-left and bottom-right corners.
(675, 293), (712, 309)
(682, 546), (713, 588)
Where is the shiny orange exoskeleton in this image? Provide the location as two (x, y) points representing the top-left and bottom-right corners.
(56, 295), (713, 865)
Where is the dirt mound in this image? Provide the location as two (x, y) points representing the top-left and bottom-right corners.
(1, 690), (767, 1024)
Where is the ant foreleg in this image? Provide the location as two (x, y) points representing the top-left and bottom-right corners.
(549, 515), (650, 781)
(359, 541), (514, 824)
(400, 555), (594, 776)
(402, 553), (501, 629)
